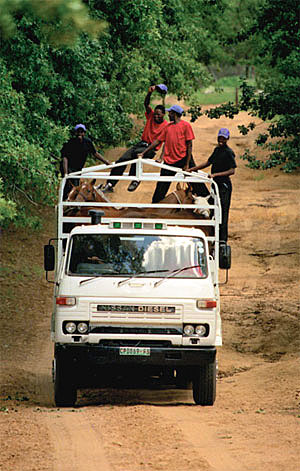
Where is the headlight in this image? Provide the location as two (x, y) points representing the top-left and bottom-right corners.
(184, 324), (194, 336)
(195, 325), (207, 337)
(77, 322), (88, 334)
(65, 322), (76, 334)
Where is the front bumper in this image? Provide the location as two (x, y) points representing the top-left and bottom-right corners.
(55, 343), (216, 367)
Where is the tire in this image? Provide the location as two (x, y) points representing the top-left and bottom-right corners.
(53, 357), (77, 407)
(192, 360), (216, 406)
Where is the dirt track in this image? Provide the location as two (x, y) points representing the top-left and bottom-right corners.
(0, 108), (299, 471)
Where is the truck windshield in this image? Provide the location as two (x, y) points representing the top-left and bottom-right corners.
(67, 234), (208, 279)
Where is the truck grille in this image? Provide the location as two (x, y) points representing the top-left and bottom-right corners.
(90, 326), (182, 335)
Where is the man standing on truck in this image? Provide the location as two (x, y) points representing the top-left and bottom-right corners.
(188, 128), (236, 243)
(100, 84), (169, 193)
(139, 104), (209, 202)
(60, 124), (109, 199)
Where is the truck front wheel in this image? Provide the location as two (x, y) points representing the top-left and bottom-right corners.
(192, 360), (216, 406)
(53, 357), (77, 407)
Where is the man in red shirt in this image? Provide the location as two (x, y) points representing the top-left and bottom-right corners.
(101, 84), (168, 193)
(140, 105), (208, 202)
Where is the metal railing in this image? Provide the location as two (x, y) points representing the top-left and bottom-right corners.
(56, 159), (222, 274)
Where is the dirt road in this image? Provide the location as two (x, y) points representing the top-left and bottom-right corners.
(0, 108), (299, 471)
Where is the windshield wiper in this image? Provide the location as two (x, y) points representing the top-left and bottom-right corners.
(117, 269), (170, 287)
(80, 266), (201, 287)
(79, 271), (117, 286)
(153, 265), (202, 288)
(79, 269), (170, 287)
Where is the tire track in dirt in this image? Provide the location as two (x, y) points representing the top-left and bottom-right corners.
(45, 411), (112, 471)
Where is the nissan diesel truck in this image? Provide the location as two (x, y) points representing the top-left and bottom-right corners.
(44, 159), (231, 407)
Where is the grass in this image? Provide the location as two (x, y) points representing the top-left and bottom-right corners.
(188, 76), (256, 106)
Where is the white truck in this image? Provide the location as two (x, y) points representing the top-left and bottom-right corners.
(44, 159), (231, 407)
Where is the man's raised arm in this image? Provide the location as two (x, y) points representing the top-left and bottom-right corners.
(144, 85), (156, 114)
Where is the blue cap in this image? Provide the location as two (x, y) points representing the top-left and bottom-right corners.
(218, 128), (230, 139)
(166, 105), (184, 115)
(156, 84), (168, 94)
(74, 123), (86, 131)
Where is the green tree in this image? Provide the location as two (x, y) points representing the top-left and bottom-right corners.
(0, 0), (104, 43)
(239, 0), (300, 171)
(216, 0), (264, 74)
(0, 0), (235, 227)
(190, 0), (300, 172)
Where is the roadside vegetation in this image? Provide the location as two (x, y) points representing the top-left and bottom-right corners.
(0, 0), (299, 227)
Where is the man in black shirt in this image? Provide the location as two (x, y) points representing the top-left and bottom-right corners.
(60, 124), (109, 199)
(188, 128), (236, 243)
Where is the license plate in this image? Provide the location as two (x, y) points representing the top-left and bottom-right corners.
(119, 347), (150, 356)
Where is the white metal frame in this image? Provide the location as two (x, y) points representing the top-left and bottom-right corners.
(56, 159), (222, 275)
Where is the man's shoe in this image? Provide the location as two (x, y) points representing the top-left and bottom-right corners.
(101, 183), (114, 193)
(127, 181), (140, 192)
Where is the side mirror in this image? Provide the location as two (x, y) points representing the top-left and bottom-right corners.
(219, 244), (231, 270)
(44, 244), (55, 272)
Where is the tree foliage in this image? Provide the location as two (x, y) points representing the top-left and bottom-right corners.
(1, 0), (225, 227)
(190, 0), (300, 172)
(239, 0), (300, 172)
(0, 0), (104, 43)
(1, 0), (299, 228)
(216, 0), (264, 71)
